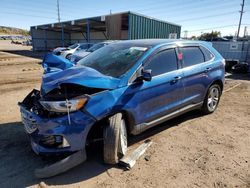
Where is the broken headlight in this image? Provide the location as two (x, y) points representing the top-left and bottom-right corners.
(39, 97), (88, 113)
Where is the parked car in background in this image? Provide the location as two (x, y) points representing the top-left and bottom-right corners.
(53, 43), (93, 59)
(19, 39), (225, 165)
(232, 62), (249, 73)
(22, 40), (32, 46)
(43, 42), (111, 73)
(70, 41), (116, 63)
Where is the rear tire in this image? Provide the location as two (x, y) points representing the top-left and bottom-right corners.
(202, 84), (221, 114)
(103, 113), (128, 164)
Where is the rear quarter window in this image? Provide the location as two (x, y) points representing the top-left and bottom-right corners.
(181, 46), (205, 67)
(199, 46), (214, 61)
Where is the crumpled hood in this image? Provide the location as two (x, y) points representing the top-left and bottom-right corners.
(42, 53), (74, 73)
(41, 66), (121, 94)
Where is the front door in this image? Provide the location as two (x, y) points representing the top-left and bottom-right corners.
(128, 47), (184, 125)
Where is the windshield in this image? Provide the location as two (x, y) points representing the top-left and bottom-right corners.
(77, 43), (148, 78)
(68, 44), (79, 49)
(86, 43), (106, 52)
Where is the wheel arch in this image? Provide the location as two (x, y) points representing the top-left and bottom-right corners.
(202, 79), (224, 104)
(210, 79), (224, 92)
(86, 109), (135, 142)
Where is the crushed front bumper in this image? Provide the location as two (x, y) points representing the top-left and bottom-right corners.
(18, 89), (96, 155)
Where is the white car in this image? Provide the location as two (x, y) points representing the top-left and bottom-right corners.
(70, 41), (117, 63)
(53, 43), (93, 59)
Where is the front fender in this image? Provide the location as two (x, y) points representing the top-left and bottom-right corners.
(84, 88), (126, 120)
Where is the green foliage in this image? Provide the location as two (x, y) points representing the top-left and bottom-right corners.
(199, 31), (221, 41)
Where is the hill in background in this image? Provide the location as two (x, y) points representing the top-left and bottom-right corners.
(0, 26), (29, 36)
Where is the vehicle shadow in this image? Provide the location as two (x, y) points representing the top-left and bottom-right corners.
(128, 109), (203, 145)
(2, 50), (46, 60)
(0, 110), (203, 187)
(0, 122), (111, 187)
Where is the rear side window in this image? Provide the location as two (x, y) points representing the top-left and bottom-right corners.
(145, 49), (178, 76)
(200, 46), (214, 61)
(181, 47), (205, 67)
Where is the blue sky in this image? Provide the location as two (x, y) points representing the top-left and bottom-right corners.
(0, 0), (249, 37)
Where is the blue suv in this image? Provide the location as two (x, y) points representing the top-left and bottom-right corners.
(19, 39), (225, 164)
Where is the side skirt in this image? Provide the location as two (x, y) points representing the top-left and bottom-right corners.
(131, 102), (203, 135)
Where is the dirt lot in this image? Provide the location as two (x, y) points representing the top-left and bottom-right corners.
(0, 40), (249, 188)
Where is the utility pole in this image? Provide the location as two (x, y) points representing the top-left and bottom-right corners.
(237, 0), (245, 40)
(184, 30), (188, 39)
(57, 0), (61, 23)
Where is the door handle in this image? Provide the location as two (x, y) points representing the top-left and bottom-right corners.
(204, 67), (212, 73)
(174, 76), (182, 80)
(170, 76), (182, 84)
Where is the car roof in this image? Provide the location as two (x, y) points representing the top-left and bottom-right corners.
(112, 39), (210, 48)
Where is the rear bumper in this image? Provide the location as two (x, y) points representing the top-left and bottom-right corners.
(19, 90), (96, 155)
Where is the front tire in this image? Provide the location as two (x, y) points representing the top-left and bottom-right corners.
(202, 84), (221, 114)
(103, 113), (128, 164)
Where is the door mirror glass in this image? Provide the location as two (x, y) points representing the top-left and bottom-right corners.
(135, 69), (152, 82)
(142, 69), (152, 81)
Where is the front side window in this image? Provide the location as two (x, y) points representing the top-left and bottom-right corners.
(181, 47), (205, 67)
(77, 43), (148, 78)
(144, 49), (178, 77)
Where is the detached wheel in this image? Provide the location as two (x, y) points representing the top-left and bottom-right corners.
(202, 84), (221, 114)
(103, 113), (128, 164)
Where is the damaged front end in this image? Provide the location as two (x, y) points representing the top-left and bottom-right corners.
(18, 86), (100, 178)
(18, 86), (99, 155)
(18, 66), (122, 177)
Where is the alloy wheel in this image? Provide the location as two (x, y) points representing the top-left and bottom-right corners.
(207, 87), (219, 111)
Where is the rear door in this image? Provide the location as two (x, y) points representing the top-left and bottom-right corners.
(179, 45), (207, 106)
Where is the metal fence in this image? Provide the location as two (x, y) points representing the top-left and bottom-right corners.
(212, 41), (250, 62)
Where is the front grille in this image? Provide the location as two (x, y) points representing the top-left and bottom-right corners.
(21, 114), (37, 134)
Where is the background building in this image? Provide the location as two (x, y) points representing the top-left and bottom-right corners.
(30, 11), (181, 51)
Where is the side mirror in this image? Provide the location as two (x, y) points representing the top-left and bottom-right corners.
(142, 69), (152, 81)
(135, 69), (152, 82)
